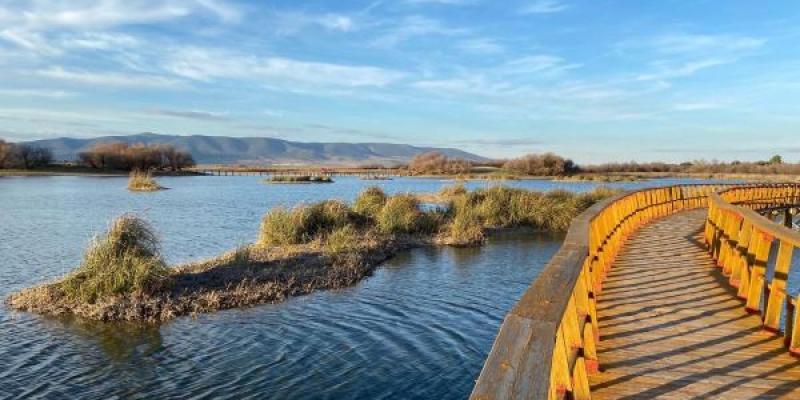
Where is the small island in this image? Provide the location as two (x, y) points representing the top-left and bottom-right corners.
(265, 175), (334, 184)
(6, 185), (616, 322)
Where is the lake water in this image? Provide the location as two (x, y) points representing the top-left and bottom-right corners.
(0, 176), (720, 399)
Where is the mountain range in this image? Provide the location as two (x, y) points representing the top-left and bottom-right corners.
(23, 133), (486, 165)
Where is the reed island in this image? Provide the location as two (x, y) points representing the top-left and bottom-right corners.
(6, 185), (615, 322)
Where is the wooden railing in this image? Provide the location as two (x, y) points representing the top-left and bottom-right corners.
(471, 184), (731, 400)
(705, 183), (800, 354)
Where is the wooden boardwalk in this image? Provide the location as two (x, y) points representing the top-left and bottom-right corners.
(589, 209), (800, 399)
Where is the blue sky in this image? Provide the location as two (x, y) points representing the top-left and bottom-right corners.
(1, 1), (799, 162)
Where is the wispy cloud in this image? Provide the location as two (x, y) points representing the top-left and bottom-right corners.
(519, 0), (569, 14)
(37, 66), (184, 88)
(0, 89), (76, 98)
(456, 38), (504, 54)
(163, 47), (405, 87)
(370, 16), (467, 47)
(404, 0), (478, 5)
(0, 0), (242, 30)
(272, 11), (356, 35)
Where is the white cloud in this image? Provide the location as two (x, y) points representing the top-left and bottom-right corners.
(147, 108), (229, 120)
(163, 47), (405, 87)
(519, 0), (569, 14)
(37, 66), (184, 88)
(0, 0), (241, 30)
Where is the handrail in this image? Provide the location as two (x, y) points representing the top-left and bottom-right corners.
(705, 183), (800, 354)
(471, 184), (733, 400)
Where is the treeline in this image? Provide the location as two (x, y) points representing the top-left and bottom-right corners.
(583, 156), (800, 175)
(408, 151), (472, 175)
(0, 139), (54, 169)
(407, 151), (578, 176)
(78, 142), (195, 171)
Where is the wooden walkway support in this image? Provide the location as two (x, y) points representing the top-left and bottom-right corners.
(472, 183), (800, 400)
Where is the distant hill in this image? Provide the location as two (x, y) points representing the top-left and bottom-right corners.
(22, 133), (487, 165)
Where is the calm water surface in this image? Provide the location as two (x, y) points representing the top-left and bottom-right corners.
(0, 176), (717, 399)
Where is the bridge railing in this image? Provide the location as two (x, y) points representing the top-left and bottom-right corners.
(705, 183), (800, 354)
(471, 184), (731, 400)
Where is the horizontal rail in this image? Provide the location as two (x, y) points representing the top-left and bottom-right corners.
(706, 183), (800, 353)
(471, 184), (735, 400)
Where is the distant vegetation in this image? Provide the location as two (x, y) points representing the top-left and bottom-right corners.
(582, 156), (800, 175)
(408, 151), (472, 175)
(0, 139), (53, 169)
(502, 153), (579, 176)
(78, 142), (195, 171)
(128, 170), (165, 192)
(7, 185), (616, 321)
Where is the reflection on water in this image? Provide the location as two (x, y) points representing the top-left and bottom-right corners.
(0, 176), (717, 399)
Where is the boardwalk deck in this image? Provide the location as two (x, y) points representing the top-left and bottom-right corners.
(589, 209), (800, 399)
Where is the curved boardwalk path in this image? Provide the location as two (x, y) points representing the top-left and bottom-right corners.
(589, 209), (800, 399)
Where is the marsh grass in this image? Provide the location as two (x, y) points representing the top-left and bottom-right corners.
(60, 215), (171, 303)
(258, 200), (362, 247)
(377, 194), (427, 234)
(266, 175), (333, 183)
(353, 186), (387, 218)
(127, 170), (164, 192)
(324, 225), (361, 254)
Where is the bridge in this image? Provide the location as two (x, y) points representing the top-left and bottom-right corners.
(471, 183), (800, 399)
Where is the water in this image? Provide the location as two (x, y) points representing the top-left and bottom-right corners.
(0, 175), (714, 399)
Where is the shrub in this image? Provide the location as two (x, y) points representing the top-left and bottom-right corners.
(353, 186), (387, 218)
(503, 153), (578, 176)
(60, 215), (171, 303)
(324, 225), (360, 254)
(128, 170), (164, 191)
(408, 151), (471, 175)
(377, 194), (424, 234)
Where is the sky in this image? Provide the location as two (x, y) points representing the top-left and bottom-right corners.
(1, 0), (799, 163)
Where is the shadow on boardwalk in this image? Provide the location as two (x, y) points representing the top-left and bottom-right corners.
(589, 209), (800, 399)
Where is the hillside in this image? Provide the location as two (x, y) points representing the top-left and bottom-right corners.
(23, 133), (487, 165)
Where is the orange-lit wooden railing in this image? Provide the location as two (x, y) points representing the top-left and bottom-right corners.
(471, 184), (731, 400)
(705, 183), (800, 354)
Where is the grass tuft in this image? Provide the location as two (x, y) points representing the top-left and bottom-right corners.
(60, 215), (171, 303)
(377, 194), (425, 234)
(353, 186), (387, 218)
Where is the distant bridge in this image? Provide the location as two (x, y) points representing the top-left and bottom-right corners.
(472, 183), (800, 399)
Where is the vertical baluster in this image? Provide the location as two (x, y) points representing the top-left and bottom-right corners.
(746, 230), (774, 314)
(764, 241), (794, 332)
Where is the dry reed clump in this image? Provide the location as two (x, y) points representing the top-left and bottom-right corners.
(353, 186), (387, 218)
(127, 170), (164, 192)
(377, 194), (427, 234)
(446, 208), (485, 246)
(258, 200), (362, 247)
(60, 215), (171, 303)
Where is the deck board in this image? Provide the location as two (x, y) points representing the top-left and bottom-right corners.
(589, 209), (800, 399)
